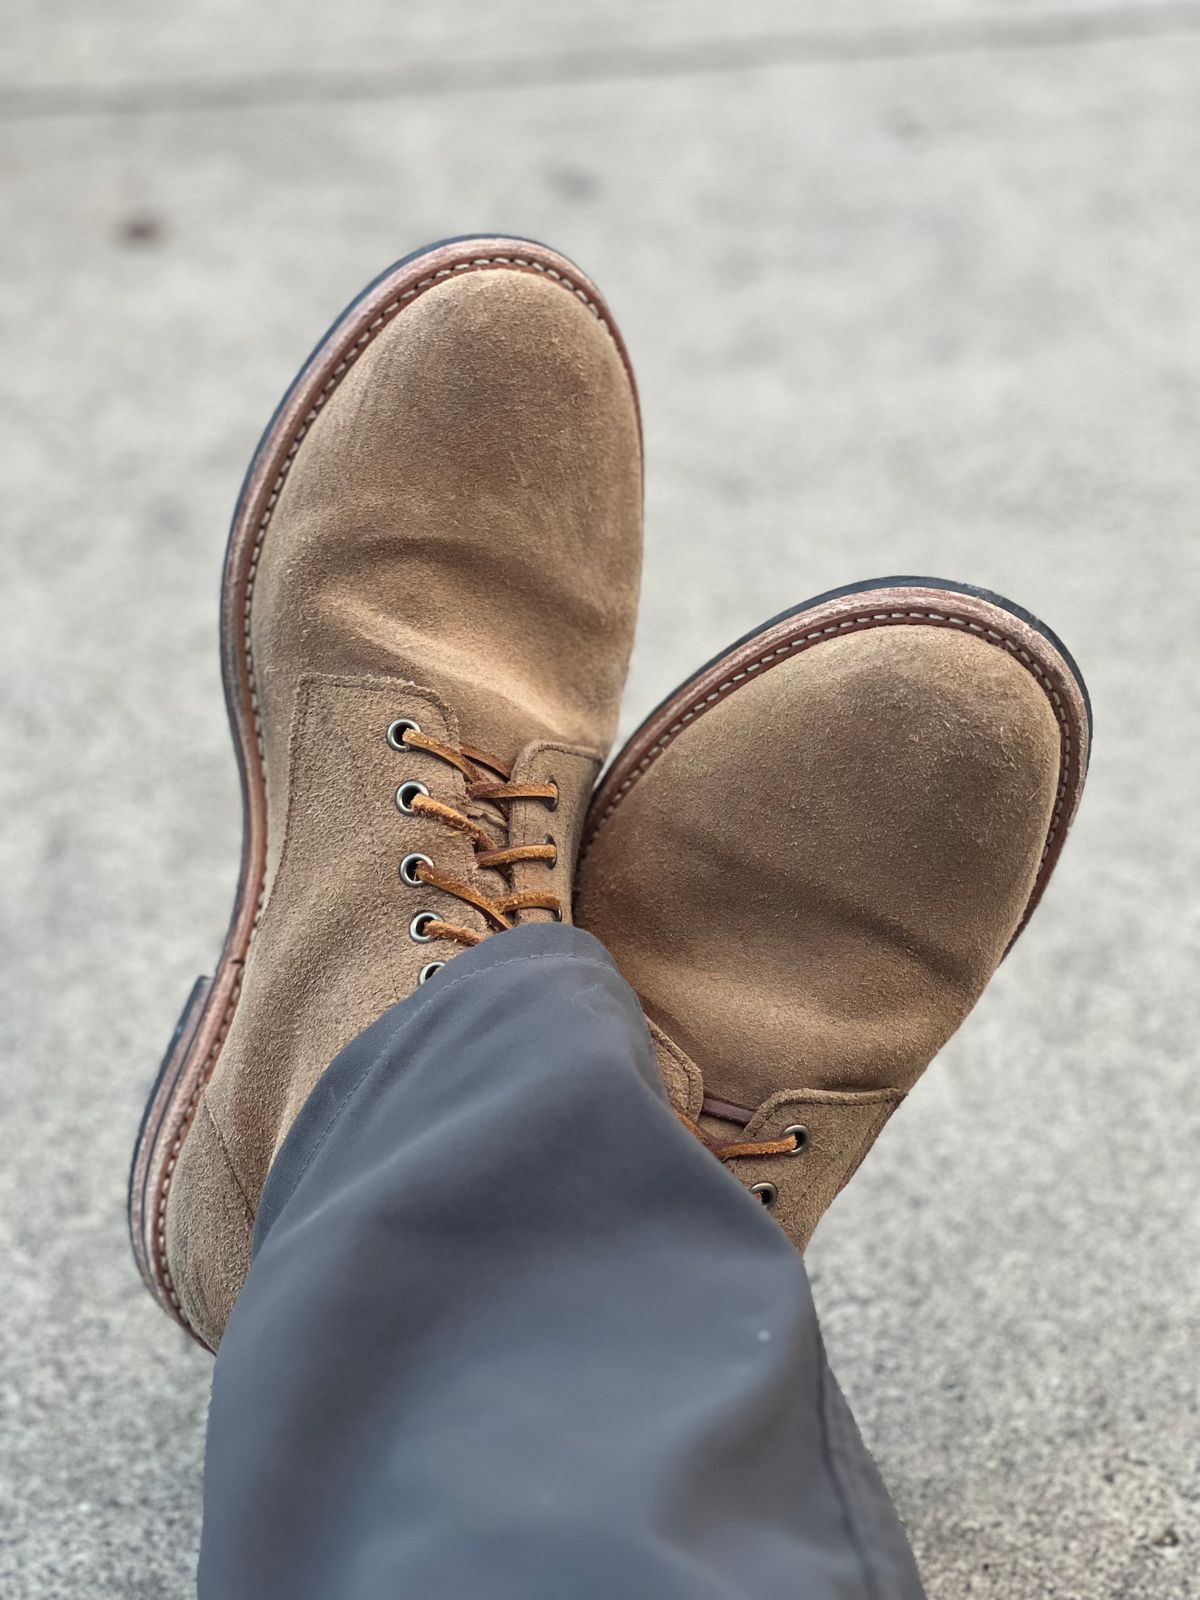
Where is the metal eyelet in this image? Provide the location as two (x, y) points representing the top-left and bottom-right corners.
(409, 911), (437, 943)
(783, 1124), (810, 1155)
(399, 852), (432, 887)
(545, 778), (560, 812)
(395, 780), (430, 814)
(418, 961), (445, 985)
(751, 1182), (778, 1206)
(386, 718), (421, 751)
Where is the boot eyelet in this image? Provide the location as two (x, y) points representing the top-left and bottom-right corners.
(399, 852), (433, 887)
(386, 718), (421, 750)
(545, 778), (559, 812)
(395, 780), (430, 814)
(418, 961), (445, 985)
(751, 1182), (778, 1207)
(409, 911), (437, 943)
(783, 1124), (810, 1155)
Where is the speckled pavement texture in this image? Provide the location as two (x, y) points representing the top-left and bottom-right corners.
(1, 4), (1197, 1595)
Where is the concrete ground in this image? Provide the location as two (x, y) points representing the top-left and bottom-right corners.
(2, 3), (1197, 1595)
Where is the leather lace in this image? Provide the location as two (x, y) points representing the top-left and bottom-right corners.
(397, 728), (562, 948)
(676, 1111), (802, 1165)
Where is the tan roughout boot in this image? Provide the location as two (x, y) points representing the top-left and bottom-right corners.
(576, 577), (1090, 1246)
(129, 237), (643, 1350)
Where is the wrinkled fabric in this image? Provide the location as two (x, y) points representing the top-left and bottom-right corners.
(202, 924), (924, 1600)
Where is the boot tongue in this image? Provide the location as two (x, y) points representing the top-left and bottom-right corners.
(391, 654), (555, 916)
(464, 790), (510, 909)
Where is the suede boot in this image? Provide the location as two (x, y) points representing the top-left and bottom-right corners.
(130, 238), (643, 1349)
(575, 578), (1089, 1248)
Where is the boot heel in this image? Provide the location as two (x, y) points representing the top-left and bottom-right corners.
(128, 975), (214, 1291)
(160, 975), (213, 1080)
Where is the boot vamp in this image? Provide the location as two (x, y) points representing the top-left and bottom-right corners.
(580, 624), (1063, 1111)
(250, 267), (643, 822)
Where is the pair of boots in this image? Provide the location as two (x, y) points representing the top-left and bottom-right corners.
(129, 236), (1090, 1353)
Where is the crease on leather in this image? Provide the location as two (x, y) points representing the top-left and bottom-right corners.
(201, 1097), (257, 1230)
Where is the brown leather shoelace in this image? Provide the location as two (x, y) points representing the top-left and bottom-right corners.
(397, 728), (562, 948)
(676, 1111), (803, 1165)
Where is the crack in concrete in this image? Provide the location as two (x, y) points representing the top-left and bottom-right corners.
(3, 1), (1200, 121)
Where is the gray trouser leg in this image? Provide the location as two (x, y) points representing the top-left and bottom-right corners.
(200, 924), (924, 1600)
